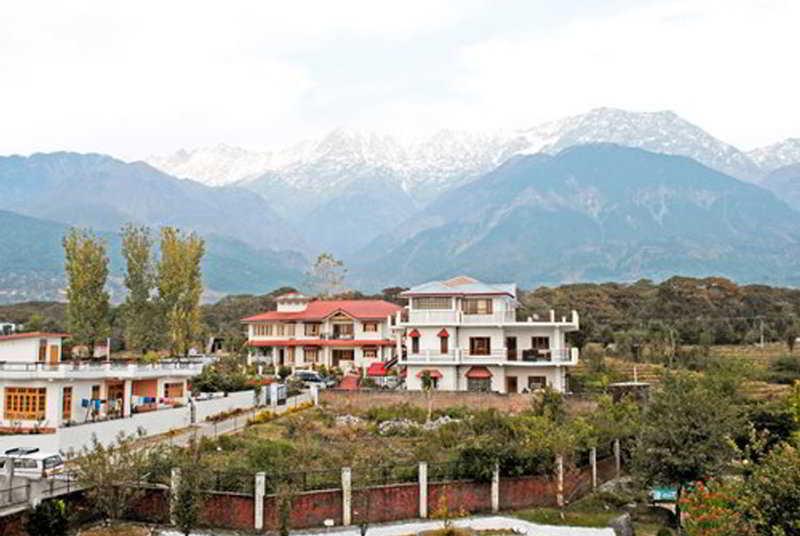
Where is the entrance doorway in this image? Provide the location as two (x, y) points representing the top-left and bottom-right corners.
(506, 376), (518, 394)
(505, 337), (517, 361)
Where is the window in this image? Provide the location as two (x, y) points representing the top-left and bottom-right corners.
(275, 324), (285, 336)
(304, 347), (319, 362)
(531, 337), (550, 350)
(164, 382), (184, 399)
(286, 323), (295, 336)
(363, 347), (378, 359)
(467, 378), (491, 392)
(412, 297), (452, 310)
(253, 323), (274, 337)
(528, 376), (547, 390)
(333, 323), (354, 337)
(4, 387), (47, 420)
(363, 322), (378, 332)
(469, 337), (491, 356)
(62, 387), (72, 421)
(463, 298), (493, 315)
(440, 335), (448, 355)
(38, 339), (47, 362)
(304, 323), (321, 336)
(411, 336), (420, 354)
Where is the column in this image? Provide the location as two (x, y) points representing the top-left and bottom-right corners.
(341, 467), (352, 526)
(122, 380), (133, 418)
(491, 463), (500, 513)
(170, 468), (181, 526)
(590, 447), (598, 490)
(556, 455), (564, 508)
(614, 439), (621, 480)
(254, 472), (266, 530)
(418, 462), (428, 518)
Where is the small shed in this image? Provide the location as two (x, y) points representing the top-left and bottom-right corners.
(608, 381), (651, 403)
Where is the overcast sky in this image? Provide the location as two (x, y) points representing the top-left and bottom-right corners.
(1, 0), (798, 160)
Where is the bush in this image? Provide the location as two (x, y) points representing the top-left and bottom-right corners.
(364, 403), (427, 423)
(766, 355), (800, 384)
(278, 366), (292, 380)
(656, 529), (672, 536)
(26, 499), (69, 536)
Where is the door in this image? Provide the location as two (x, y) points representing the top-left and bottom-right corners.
(506, 376), (518, 394)
(49, 345), (59, 364)
(506, 337), (517, 361)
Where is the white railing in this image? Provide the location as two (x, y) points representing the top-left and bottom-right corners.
(461, 348), (508, 360)
(404, 349), (458, 363)
(461, 311), (516, 324)
(406, 310), (460, 324)
(0, 360), (204, 378)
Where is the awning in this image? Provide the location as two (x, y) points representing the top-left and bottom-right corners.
(367, 362), (389, 377)
(408, 329), (420, 338)
(416, 369), (442, 379)
(437, 328), (449, 338)
(465, 366), (492, 379)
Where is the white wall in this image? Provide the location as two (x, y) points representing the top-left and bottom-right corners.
(0, 336), (62, 363)
(194, 390), (257, 422)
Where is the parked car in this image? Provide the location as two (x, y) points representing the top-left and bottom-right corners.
(0, 448), (64, 479)
(293, 370), (337, 389)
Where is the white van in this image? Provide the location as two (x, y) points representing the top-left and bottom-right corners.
(0, 448), (64, 479)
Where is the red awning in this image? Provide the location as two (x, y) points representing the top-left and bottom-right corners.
(437, 328), (449, 338)
(416, 369), (443, 379)
(465, 366), (492, 379)
(408, 329), (420, 338)
(367, 362), (389, 377)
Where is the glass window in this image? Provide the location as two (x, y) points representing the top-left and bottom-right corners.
(467, 378), (491, 392)
(304, 323), (321, 336)
(412, 297), (452, 310)
(4, 387), (47, 420)
(363, 322), (378, 332)
(463, 298), (493, 315)
(469, 337), (491, 356)
(531, 337), (550, 350)
(528, 376), (547, 390)
(363, 347), (378, 358)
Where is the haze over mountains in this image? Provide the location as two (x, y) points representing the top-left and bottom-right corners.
(3, 107), (800, 302)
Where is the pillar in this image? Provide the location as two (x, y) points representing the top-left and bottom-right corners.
(590, 447), (598, 490)
(170, 468), (181, 525)
(270, 383), (279, 411)
(254, 472), (266, 530)
(556, 455), (564, 508)
(418, 462), (428, 518)
(122, 379), (133, 418)
(311, 384), (320, 406)
(342, 467), (352, 526)
(614, 439), (621, 480)
(491, 463), (500, 513)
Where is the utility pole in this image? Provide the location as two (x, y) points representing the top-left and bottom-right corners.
(759, 318), (765, 348)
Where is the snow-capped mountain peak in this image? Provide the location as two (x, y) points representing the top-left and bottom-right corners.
(748, 138), (800, 173)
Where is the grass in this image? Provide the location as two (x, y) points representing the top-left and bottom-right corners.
(78, 523), (151, 536)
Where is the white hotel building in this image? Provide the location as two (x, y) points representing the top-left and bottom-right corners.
(0, 332), (200, 433)
(395, 276), (579, 393)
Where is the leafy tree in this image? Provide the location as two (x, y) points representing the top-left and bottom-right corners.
(63, 228), (111, 358)
(74, 432), (152, 524)
(633, 372), (743, 525)
(173, 441), (203, 536)
(420, 370), (435, 422)
(158, 227), (205, 357)
(25, 499), (69, 536)
(681, 480), (754, 536)
(121, 224), (161, 353)
(739, 442), (800, 534)
(786, 322), (799, 353)
(305, 252), (347, 297)
(530, 386), (566, 424)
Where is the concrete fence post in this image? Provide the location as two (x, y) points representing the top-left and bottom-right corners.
(491, 463), (500, 513)
(255, 472), (266, 530)
(170, 467), (181, 526)
(614, 439), (621, 480)
(556, 455), (564, 508)
(342, 467), (352, 526)
(590, 447), (598, 490)
(418, 462), (428, 518)
(311, 384), (320, 406)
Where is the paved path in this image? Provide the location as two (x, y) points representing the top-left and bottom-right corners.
(158, 515), (615, 536)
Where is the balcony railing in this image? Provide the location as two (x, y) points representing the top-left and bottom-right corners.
(520, 348), (575, 363)
(406, 310), (460, 324)
(462, 348), (507, 359)
(461, 311), (516, 324)
(404, 349), (458, 362)
(401, 347), (578, 364)
(0, 360), (204, 376)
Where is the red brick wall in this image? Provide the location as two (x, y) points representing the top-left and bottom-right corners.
(200, 493), (254, 530)
(128, 488), (170, 524)
(428, 480), (492, 515)
(499, 475), (556, 510)
(357, 482), (418, 523)
(263, 489), (342, 530)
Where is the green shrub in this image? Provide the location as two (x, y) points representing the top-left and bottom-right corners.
(364, 403), (427, 423)
(278, 365), (292, 380)
(656, 528), (672, 536)
(25, 499), (69, 536)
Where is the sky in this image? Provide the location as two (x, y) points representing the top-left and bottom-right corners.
(1, 0), (798, 160)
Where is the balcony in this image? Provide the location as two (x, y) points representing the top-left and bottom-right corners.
(0, 360), (204, 380)
(461, 311), (516, 324)
(406, 310), (460, 324)
(401, 347), (579, 365)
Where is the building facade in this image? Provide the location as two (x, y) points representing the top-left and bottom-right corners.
(0, 332), (200, 433)
(244, 293), (402, 372)
(395, 276), (579, 393)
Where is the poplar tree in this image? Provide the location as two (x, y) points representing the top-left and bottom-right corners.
(157, 227), (205, 357)
(121, 224), (160, 353)
(305, 252), (347, 297)
(63, 228), (110, 358)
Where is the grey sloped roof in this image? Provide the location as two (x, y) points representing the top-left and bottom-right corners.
(401, 276), (517, 298)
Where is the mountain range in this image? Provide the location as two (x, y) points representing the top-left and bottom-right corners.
(3, 107), (800, 302)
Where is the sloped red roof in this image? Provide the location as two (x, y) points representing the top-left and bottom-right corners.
(408, 329), (420, 337)
(437, 328), (449, 338)
(416, 369), (442, 379)
(242, 300), (401, 322)
(0, 332), (69, 343)
(367, 362), (389, 377)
